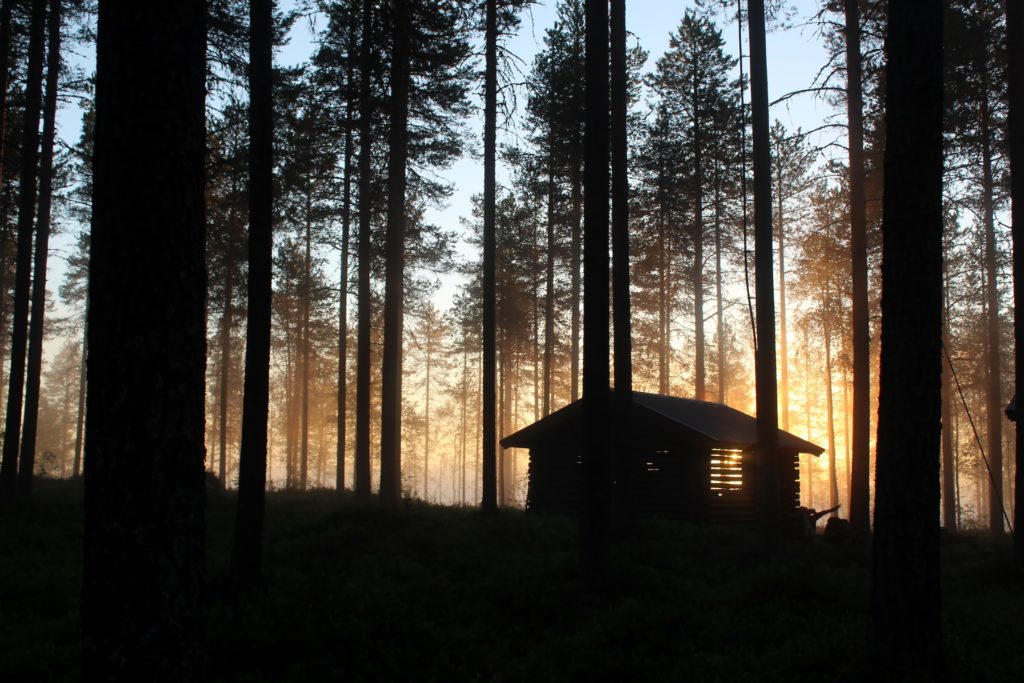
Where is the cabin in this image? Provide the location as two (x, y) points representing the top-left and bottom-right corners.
(501, 391), (824, 525)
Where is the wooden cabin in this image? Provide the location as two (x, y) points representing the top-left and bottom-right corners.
(501, 392), (823, 525)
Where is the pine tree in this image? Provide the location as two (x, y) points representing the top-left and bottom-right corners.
(83, 2), (207, 676)
(869, 0), (944, 671)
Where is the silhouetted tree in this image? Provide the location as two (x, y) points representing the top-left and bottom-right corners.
(0, 0), (44, 500)
(481, 0), (497, 512)
(17, 0), (60, 495)
(83, 2), (207, 678)
(1009, 0), (1024, 568)
(869, 0), (944, 673)
(747, 0), (780, 535)
(232, 0), (273, 588)
(844, 0), (871, 537)
(580, 0), (609, 573)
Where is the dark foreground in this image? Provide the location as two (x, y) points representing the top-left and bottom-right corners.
(1, 480), (1022, 682)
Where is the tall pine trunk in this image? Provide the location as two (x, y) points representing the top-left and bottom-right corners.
(354, 0), (373, 499)
(337, 21), (355, 492)
(0, 0), (45, 499)
(481, 0), (498, 512)
(823, 301), (838, 517)
(300, 204), (312, 489)
(379, 0), (411, 507)
(774, 153), (788, 431)
(18, 0), (61, 495)
(232, 0), (274, 587)
(83, 3), (206, 676)
(981, 83), (1004, 536)
(869, 0), (944, 671)
(218, 244), (233, 485)
(845, 0), (871, 536)
(610, 0), (633, 532)
(73, 298), (88, 477)
(543, 156), (555, 416)
(747, 0), (781, 536)
(580, 0), (610, 574)
(1007, 0), (1024, 567)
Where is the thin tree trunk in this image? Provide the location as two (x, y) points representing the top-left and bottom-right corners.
(611, 0), (633, 532)
(83, 3), (206, 676)
(659, 199), (668, 395)
(460, 340), (468, 504)
(218, 250), (233, 485)
(775, 157), (788, 431)
(424, 337), (431, 500)
(747, 0), (781, 536)
(481, 0), (498, 512)
(942, 260), (956, 531)
(300, 200), (312, 490)
(981, 84), (1004, 536)
(543, 156), (555, 416)
(0, 0), (45, 498)
(232, 0), (274, 587)
(337, 22), (355, 492)
(73, 299), (88, 477)
(715, 170), (726, 404)
(693, 78), (705, 402)
(846, 0), (871, 536)
(869, 0), (944, 671)
(17, 0), (61, 495)
(824, 303), (838, 517)
(570, 164), (582, 403)
(379, 0), (411, 506)
(581, 0), (610, 574)
(354, 0), (373, 500)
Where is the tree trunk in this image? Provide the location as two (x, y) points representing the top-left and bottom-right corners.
(845, 0), (871, 537)
(218, 248), (233, 485)
(775, 154), (788, 432)
(354, 0), (373, 500)
(17, 0), (61, 496)
(570, 163), (582, 403)
(610, 0), (633, 532)
(658, 201), (668, 395)
(232, 0), (273, 587)
(300, 200), (312, 490)
(824, 302), (838, 517)
(423, 337), (431, 500)
(73, 299), (88, 477)
(481, 0), (498, 512)
(747, 0), (781, 536)
(379, 0), (410, 506)
(869, 0), (944, 671)
(337, 22), (355, 492)
(0, 0), (45, 499)
(1006, 0), (1024, 567)
(83, 3), (206, 677)
(693, 107), (705, 402)
(581, 0), (610, 574)
(942, 260), (956, 531)
(715, 170), (726, 404)
(981, 84), (1004, 536)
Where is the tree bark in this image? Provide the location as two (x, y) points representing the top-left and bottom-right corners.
(18, 0), (61, 496)
(774, 152), (788, 432)
(337, 27), (354, 492)
(83, 3), (206, 678)
(73, 299), (88, 477)
(981, 82), (1004, 536)
(0, 0), (45, 499)
(218, 243), (232, 485)
(481, 0), (498, 513)
(1007, 0), (1024, 567)
(232, 0), (273, 588)
(747, 0), (781, 537)
(823, 299), (838, 517)
(845, 0), (871, 537)
(869, 0), (944, 671)
(610, 0), (633, 533)
(354, 0), (373, 499)
(379, 0), (411, 507)
(580, 0), (610, 574)
(300, 199), (312, 490)
(543, 156), (555, 416)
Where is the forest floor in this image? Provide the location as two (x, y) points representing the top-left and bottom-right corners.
(1, 479), (1022, 682)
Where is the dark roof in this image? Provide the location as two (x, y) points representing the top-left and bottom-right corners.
(501, 391), (824, 455)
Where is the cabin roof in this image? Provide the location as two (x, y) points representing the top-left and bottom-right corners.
(500, 391), (824, 456)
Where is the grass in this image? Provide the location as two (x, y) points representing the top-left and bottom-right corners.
(1, 479), (1022, 682)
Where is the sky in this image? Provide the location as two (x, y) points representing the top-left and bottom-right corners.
(44, 0), (840, 360)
